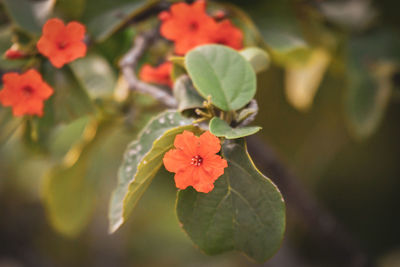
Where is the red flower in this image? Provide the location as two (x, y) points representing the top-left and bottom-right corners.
(163, 131), (228, 193)
(208, 20), (243, 50)
(139, 62), (173, 87)
(159, 0), (216, 55)
(37, 18), (87, 68)
(0, 69), (53, 117)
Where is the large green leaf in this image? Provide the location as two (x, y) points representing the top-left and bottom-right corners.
(109, 111), (200, 233)
(2, 0), (54, 34)
(177, 139), (285, 263)
(185, 45), (256, 111)
(69, 54), (117, 99)
(0, 107), (23, 146)
(173, 75), (204, 111)
(42, 119), (114, 237)
(209, 117), (261, 139)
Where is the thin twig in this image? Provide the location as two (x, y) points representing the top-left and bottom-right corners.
(119, 31), (177, 108)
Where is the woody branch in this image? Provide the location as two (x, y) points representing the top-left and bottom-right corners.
(120, 31), (370, 267)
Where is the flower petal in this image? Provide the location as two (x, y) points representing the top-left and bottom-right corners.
(42, 18), (65, 40)
(174, 131), (199, 156)
(203, 154), (228, 180)
(66, 21), (86, 42)
(174, 166), (196, 190)
(163, 149), (190, 173)
(198, 131), (221, 156)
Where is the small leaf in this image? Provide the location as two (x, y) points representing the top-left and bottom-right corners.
(240, 47), (270, 74)
(173, 75), (204, 111)
(285, 48), (331, 111)
(186, 45), (256, 111)
(69, 54), (117, 99)
(209, 117), (261, 139)
(109, 111), (200, 233)
(177, 139), (285, 263)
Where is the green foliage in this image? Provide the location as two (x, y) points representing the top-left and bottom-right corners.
(209, 117), (261, 139)
(43, 119), (115, 237)
(69, 54), (117, 99)
(240, 47), (270, 74)
(173, 75), (204, 111)
(177, 139), (285, 263)
(186, 45), (256, 111)
(108, 111), (200, 233)
(345, 30), (400, 139)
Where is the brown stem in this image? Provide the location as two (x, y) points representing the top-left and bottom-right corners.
(119, 30), (177, 108)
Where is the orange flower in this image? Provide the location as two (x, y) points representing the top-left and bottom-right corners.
(163, 131), (228, 193)
(208, 20), (243, 50)
(0, 69), (53, 117)
(159, 0), (216, 55)
(37, 18), (87, 68)
(139, 61), (173, 87)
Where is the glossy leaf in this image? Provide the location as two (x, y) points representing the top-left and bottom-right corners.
(209, 117), (261, 139)
(240, 47), (270, 74)
(173, 75), (204, 111)
(285, 48), (331, 111)
(69, 54), (117, 99)
(177, 139), (285, 263)
(186, 45), (256, 111)
(109, 111), (200, 233)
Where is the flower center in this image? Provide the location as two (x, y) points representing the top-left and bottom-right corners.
(191, 155), (203, 167)
(22, 86), (34, 97)
(188, 21), (199, 31)
(57, 41), (68, 50)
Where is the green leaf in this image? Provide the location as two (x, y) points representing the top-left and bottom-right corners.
(285, 48), (331, 111)
(55, 0), (86, 20)
(83, 0), (158, 42)
(41, 65), (95, 124)
(0, 107), (23, 146)
(176, 139), (285, 263)
(345, 30), (400, 139)
(185, 45), (256, 111)
(240, 47), (270, 74)
(209, 117), (261, 139)
(43, 120), (115, 237)
(69, 54), (117, 99)
(2, 0), (54, 34)
(173, 75), (204, 111)
(109, 111), (201, 233)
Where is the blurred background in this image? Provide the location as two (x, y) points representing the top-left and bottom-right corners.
(1, 0), (400, 266)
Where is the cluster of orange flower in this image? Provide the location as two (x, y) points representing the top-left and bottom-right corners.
(0, 18), (87, 116)
(139, 0), (243, 89)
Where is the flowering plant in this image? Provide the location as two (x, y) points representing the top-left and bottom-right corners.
(0, 0), (396, 265)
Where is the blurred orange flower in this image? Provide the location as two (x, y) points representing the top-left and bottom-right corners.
(37, 18), (87, 68)
(159, 0), (243, 54)
(163, 131), (228, 193)
(139, 61), (173, 87)
(159, 0), (215, 55)
(0, 69), (53, 117)
(209, 20), (243, 50)
(4, 47), (26, 59)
